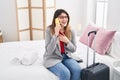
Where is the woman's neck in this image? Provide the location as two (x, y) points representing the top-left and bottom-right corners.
(60, 28), (64, 33)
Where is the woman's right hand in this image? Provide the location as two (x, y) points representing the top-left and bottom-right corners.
(55, 25), (61, 36)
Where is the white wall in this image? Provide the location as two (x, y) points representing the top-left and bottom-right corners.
(107, 0), (120, 31)
(1, 0), (116, 42)
(56, 0), (82, 35)
(56, 0), (96, 36)
(80, 0), (96, 34)
(0, 0), (83, 42)
(0, 0), (18, 42)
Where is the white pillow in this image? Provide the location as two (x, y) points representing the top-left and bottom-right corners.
(21, 52), (38, 65)
(107, 32), (120, 59)
(11, 51), (39, 66)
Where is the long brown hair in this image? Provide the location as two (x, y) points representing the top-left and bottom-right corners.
(49, 9), (71, 40)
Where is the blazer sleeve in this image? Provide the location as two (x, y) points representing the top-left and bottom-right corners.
(65, 29), (77, 53)
(45, 27), (58, 55)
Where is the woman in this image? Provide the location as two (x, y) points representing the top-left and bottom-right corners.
(43, 9), (81, 80)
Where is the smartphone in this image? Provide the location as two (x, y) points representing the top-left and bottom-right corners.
(55, 18), (60, 26)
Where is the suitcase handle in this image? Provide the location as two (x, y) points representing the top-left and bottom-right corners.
(87, 30), (97, 68)
(88, 31), (97, 36)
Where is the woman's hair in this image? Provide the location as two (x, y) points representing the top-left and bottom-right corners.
(49, 9), (71, 40)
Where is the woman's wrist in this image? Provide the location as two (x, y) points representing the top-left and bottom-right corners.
(65, 40), (69, 44)
(54, 34), (57, 37)
(55, 32), (59, 37)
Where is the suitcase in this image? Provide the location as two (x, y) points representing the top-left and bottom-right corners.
(81, 31), (110, 80)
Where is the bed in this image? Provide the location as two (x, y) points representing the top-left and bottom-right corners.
(0, 38), (116, 80)
(0, 40), (58, 80)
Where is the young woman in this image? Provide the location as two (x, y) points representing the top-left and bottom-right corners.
(43, 9), (81, 80)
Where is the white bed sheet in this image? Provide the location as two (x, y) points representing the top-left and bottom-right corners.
(0, 40), (58, 80)
(0, 39), (116, 80)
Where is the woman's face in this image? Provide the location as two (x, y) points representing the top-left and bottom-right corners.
(58, 13), (68, 27)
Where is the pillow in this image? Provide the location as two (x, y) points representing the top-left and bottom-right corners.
(91, 28), (116, 55)
(79, 23), (99, 47)
(21, 52), (38, 65)
(107, 32), (120, 59)
(11, 51), (38, 66)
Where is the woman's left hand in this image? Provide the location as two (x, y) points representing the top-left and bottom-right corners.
(58, 34), (69, 44)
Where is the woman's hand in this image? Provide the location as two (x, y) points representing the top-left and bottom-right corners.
(55, 25), (61, 36)
(58, 34), (69, 44)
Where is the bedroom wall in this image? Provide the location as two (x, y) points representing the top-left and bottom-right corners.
(80, 0), (96, 35)
(0, 0), (18, 42)
(56, 0), (82, 36)
(107, 0), (120, 31)
(0, 0), (119, 42)
(0, 0), (83, 42)
(56, 0), (96, 36)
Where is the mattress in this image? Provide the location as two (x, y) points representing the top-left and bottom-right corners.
(0, 39), (116, 80)
(0, 40), (58, 80)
